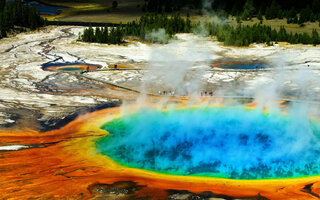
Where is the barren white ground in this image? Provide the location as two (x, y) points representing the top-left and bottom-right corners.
(1, 26), (320, 129)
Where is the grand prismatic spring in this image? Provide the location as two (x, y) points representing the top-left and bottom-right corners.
(2, 98), (320, 199)
(97, 106), (320, 180)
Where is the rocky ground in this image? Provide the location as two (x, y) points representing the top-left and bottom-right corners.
(1, 25), (320, 131)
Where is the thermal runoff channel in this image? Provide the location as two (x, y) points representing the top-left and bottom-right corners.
(96, 106), (320, 179)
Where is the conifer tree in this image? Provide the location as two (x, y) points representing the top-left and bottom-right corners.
(0, 0), (45, 39)
(312, 29), (320, 46)
(265, 0), (281, 19)
(0, 0), (5, 11)
(241, 0), (255, 20)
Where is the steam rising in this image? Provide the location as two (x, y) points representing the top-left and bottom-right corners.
(140, 36), (212, 96)
(97, 11), (320, 180)
(97, 107), (320, 179)
(145, 28), (170, 44)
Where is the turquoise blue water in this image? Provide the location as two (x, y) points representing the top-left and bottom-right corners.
(221, 63), (269, 69)
(96, 107), (320, 179)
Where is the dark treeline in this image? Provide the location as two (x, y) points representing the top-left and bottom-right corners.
(208, 23), (320, 46)
(80, 13), (191, 44)
(144, 0), (320, 14)
(123, 13), (191, 40)
(144, 0), (320, 24)
(80, 13), (320, 47)
(0, 0), (47, 39)
(216, 0), (320, 24)
(80, 25), (124, 44)
(143, 0), (202, 13)
(231, 0), (320, 24)
(211, 0), (320, 14)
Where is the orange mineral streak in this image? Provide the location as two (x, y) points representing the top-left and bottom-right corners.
(108, 64), (133, 69)
(43, 64), (101, 71)
(1, 104), (320, 199)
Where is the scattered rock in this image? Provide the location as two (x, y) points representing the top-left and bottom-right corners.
(167, 190), (269, 200)
(88, 181), (146, 200)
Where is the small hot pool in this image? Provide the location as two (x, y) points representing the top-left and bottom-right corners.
(42, 62), (102, 71)
(96, 107), (320, 179)
(213, 61), (270, 70)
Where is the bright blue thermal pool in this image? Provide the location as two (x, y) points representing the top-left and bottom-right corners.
(220, 63), (270, 70)
(96, 107), (320, 179)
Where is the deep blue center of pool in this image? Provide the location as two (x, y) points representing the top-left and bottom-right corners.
(96, 107), (320, 179)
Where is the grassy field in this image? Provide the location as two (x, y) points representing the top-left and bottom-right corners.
(229, 17), (320, 36)
(38, 0), (320, 35)
(39, 0), (145, 23)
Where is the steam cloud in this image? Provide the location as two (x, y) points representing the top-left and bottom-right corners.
(99, 9), (320, 180)
(140, 35), (212, 97)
